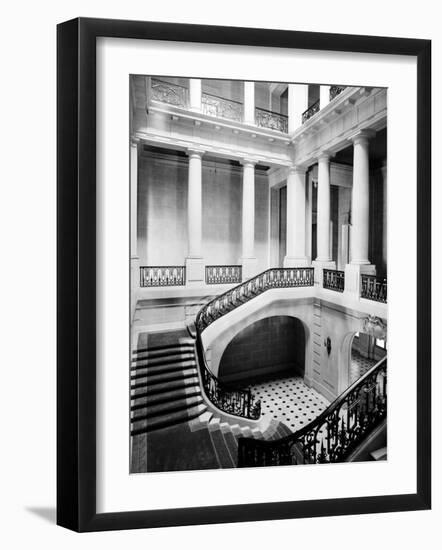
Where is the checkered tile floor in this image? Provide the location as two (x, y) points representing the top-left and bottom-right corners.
(350, 350), (377, 384)
(249, 376), (330, 433)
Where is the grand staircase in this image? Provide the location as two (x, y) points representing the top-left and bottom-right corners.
(131, 337), (206, 434)
(130, 329), (292, 471)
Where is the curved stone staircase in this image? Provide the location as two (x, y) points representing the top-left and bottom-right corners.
(130, 328), (292, 472)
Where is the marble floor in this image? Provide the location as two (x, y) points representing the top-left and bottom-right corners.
(350, 349), (378, 384)
(249, 375), (330, 433)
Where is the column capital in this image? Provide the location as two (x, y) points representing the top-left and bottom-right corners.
(130, 137), (140, 148)
(240, 157), (258, 167)
(317, 150), (332, 163)
(349, 129), (376, 145)
(187, 147), (205, 159)
(287, 164), (307, 177)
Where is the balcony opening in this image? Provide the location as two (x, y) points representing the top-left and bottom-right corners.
(350, 331), (387, 384)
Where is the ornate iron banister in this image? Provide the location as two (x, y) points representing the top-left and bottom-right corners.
(361, 275), (387, 303)
(238, 356), (387, 467)
(196, 267), (314, 333)
(323, 269), (345, 292)
(194, 267), (314, 421)
(195, 332), (261, 420)
(302, 99), (320, 124)
(255, 107), (288, 133)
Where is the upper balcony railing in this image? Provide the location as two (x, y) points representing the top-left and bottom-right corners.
(201, 92), (243, 122)
(140, 266), (186, 287)
(205, 265), (242, 285)
(150, 78), (189, 108)
(329, 85), (346, 101)
(150, 79), (289, 133)
(302, 99), (320, 124)
(361, 275), (387, 303)
(323, 269), (345, 292)
(255, 107), (288, 133)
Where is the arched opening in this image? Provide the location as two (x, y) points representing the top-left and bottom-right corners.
(350, 331), (387, 384)
(218, 315), (305, 385)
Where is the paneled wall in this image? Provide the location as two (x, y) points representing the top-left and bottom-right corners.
(137, 151), (269, 270)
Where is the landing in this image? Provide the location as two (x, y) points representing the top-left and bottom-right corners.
(249, 375), (330, 433)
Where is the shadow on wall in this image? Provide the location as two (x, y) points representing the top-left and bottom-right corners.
(218, 315), (305, 386)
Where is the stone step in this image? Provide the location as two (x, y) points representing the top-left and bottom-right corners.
(130, 367), (198, 390)
(188, 411), (214, 432)
(131, 403), (207, 435)
(130, 359), (196, 379)
(132, 395), (204, 421)
(133, 340), (194, 356)
(131, 386), (201, 410)
(209, 424), (235, 468)
(131, 376), (200, 398)
(220, 422), (239, 465)
(132, 343), (194, 359)
(131, 352), (195, 368)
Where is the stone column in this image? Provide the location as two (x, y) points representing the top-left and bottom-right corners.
(284, 166), (309, 267)
(288, 84), (309, 133)
(130, 139), (140, 321)
(243, 81), (255, 125)
(312, 153), (335, 282)
(185, 148), (205, 286)
(320, 85), (331, 109)
(344, 130), (376, 295)
(240, 159), (258, 279)
(317, 154), (332, 262)
(350, 131), (372, 265)
(189, 78), (202, 111)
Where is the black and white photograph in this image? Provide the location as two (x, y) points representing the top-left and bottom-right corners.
(129, 76), (388, 474)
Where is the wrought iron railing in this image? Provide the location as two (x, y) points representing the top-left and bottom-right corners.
(361, 275), (387, 303)
(140, 266), (186, 287)
(150, 78), (188, 108)
(195, 332), (261, 420)
(238, 356), (387, 467)
(196, 267), (314, 333)
(201, 92), (243, 122)
(255, 107), (288, 133)
(205, 265), (242, 285)
(323, 269), (345, 292)
(329, 85), (346, 101)
(302, 99), (320, 124)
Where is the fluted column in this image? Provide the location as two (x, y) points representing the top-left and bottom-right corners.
(244, 82), (255, 125)
(189, 78), (201, 111)
(185, 148), (205, 286)
(316, 154), (332, 262)
(288, 84), (308, 133)
(350, 131), (372, 265)
(240, 159), (258, 279)
(284, 166), (309, 267)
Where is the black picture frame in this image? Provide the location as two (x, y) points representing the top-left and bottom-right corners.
(57, 17), (431, 532)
